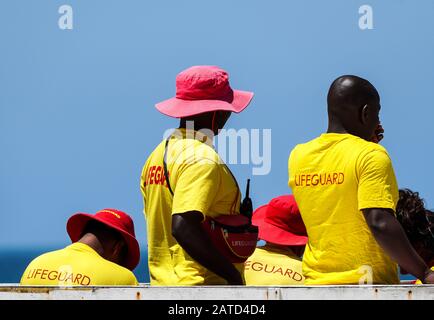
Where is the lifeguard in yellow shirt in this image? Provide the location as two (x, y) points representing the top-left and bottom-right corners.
(141, 65), (254, 285)
(288, 75), (434, 285)
(20, 209), (140, 286)
(244, 195), (307, 285)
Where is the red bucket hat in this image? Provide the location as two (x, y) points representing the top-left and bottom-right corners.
(252, 195), (308, 246)
(155, 65), (254, 118)
(66, 209), (140, 271)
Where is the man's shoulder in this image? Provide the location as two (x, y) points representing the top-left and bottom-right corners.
(107, 262), (136, 277)
(25, 247), (68, 267)
(289, 136), (323, 158)
(99, 259), (138, 282)
(76, 250), (138, 283)
(343, 134), (387, 150)
(170, 138), (221, 165)
(145, 140), (167, 160)
(302, 134), (389, 155)
(357, 140), (391, 162)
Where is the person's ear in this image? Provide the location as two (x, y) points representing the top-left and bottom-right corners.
(361, 104), (369, 124)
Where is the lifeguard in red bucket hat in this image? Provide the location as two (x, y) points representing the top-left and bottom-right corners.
(155, 66), (253, 118)
(140, 65), (254, 286)
(20, 209), (140, 286)
(244, 195), (308, 285)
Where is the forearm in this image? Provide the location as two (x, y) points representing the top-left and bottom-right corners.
(363, 208), (428, 280)
(172, 212), (243, 285)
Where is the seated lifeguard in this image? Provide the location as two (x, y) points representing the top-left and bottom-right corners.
(20, 209), (140, 286)
(244, 195), (307, 285)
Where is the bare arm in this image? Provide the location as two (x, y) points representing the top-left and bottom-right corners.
(363, 208), (434, 283)
(172, 211), (243, 285)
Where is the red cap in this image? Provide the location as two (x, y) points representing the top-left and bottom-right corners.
(155, 66), (254, 118)
(252, 195), (308, 246)
(66, 209), (140, 271)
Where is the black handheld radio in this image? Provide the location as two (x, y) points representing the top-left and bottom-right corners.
(240, 179), (253, 220)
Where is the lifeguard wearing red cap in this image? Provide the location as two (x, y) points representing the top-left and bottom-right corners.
(244, 195), (307, 285)
(67, 208), (140, 271)
(252, 195), (307, 246)
(141, 65), (255, 285)
(20, 208), (139, 286)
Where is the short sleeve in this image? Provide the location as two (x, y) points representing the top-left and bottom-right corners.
(172, 159), (221, 220)
(357, 149), (399, 211)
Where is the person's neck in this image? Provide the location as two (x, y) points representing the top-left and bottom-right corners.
(178, 121), (215, 142)
(327, 119), (370, 140)
(78, 233), (105, 257)
(179, 120), (214, 133)
(326, 120), (348, 134)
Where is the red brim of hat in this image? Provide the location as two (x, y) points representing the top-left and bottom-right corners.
(252, 205), (308, 246)
(66, 213), (140, 271)
(155, 90), (254, 118)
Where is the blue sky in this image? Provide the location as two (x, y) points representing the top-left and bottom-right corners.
(1, 0), (434, 249)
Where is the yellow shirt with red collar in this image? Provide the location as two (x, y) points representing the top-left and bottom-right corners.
(244, 244), (305, 285)
(140, 128), (244, 285)
(20, 242), (138, 286)
(288, 133), (399, 285)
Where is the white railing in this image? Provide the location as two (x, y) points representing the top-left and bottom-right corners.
(1, 284), (433, 300)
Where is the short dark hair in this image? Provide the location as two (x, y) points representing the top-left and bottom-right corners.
(327, 75), (380, 112)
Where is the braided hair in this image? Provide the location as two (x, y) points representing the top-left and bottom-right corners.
(396, 188), (434, 264)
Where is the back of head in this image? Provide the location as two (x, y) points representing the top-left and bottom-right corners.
(396, 189), (428, 242)
(67, 208), (139, 270)
(396, 188), (434, 264)
(81, 220), (127, 264)
(327, 75), (380, 139)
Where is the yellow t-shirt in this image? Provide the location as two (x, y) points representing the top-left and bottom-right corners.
(20, 242), (138, 286)
(140, 128), (244, 286)
(288, 133), (399, 285)
(244, 245), (305, 285)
